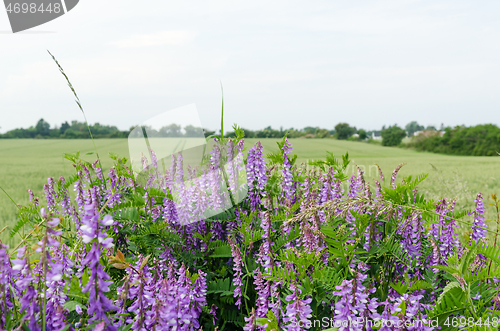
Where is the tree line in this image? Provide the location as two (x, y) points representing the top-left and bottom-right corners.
(0, 118), (413, 147)
(407, 124), (500, 156)
(5, 119), (497, 156)
(0, 119), (130, 139)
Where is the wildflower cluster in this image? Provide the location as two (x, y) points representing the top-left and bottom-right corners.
(1, 136), (499, 330)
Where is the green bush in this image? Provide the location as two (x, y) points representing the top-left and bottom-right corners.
(334, 123), (356, 140)
(409, 124), (500, 156)
(381, 125), (406, 146)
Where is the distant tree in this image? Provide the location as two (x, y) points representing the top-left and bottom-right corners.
(159, 124), (182, 137)
(203, 129), (215, 138)
(357, 129), (367, 140)
(381, 125), (406, 146)
(60, 121), (70, 135)
(256, 126), (283, 138)
(409, 124), (500, 156)
(286, 129), (305, 138)
(303, 126), (317, 135)
(405, 121), (424, 137)
(334, 123), (356, 140)
(184, 125), (203, 137)
(315, 128), (330, 138)
(426, 125), (437, 131)
(35, 118), (50, 136)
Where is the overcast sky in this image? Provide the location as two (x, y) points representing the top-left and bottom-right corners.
(1, 0), (499, 133)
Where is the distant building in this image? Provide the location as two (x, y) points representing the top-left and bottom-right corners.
(371, 132), (382, 140)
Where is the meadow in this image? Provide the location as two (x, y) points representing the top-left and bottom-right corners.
(0, 137), (499, 245)
(0, 136), (499, 329)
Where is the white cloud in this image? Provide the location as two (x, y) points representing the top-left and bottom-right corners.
(110, 30), (198, 48)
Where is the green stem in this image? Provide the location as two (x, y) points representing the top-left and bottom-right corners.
(0, 186), (19, 209)
(220, 82), (224, 141)
(47, 50), (107, 190)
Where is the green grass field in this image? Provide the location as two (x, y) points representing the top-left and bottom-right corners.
(1, 138), (499, 245)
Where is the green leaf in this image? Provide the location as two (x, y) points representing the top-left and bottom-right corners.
(64, 300), (85, 312)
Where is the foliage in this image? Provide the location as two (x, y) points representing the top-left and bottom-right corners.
(1, 131), (499, 330)
(381, 125), (407, 146)
(357, 129), (367, 140)
(334, 122), (356, 140)
(0, 118), (132, 139)
(405, 121), (425, 137)
(409, 124), (500, 156)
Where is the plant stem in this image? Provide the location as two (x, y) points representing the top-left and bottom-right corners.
(220, 82), (224, 141)
(47, 50), (107, 190)
(0, 186), (20, 209)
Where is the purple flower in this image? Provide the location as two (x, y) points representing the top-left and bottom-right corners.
(254, 270), (269, 319)
(82, 165), (92, 182)
(471, 193), (487, 242)
(247, 142), (267, 211)
(163, 198), (179, 226)
(93, 160), (104, 182)
(373, 299), (402, 331)
(331, 265), (380, 330)
(189, 269), (208, 329)
(283, 283), (313, 331)
(393, 294), (435, 330)
(80, 202), (117, 326)
(74, 173), (85, 214)
(348, 175), (361, 199)
(319, 168), (335, 204)
(58, 176), (75, 221)
(439, 199), (460, 260)
(124, 259), (156, 329)
(229, 237), (244, 309)
(11, 246), (39, 330)
(243, 309), (258, 331)
(44, 177), (56, 209)
(258, 212), (273, 269)
(210, 304), (218, 325)
(300, 222), (320, 253)
(281, 138), (295, 202)
(0, 244), (13, 328)
(176, 152), (184, 184)
(400, 211), (425, 268)
(104, 168), (123, 208)
(391, 163), (406, 188)
(374, 180), (382, 197)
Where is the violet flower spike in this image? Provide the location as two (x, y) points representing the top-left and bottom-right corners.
(283, 283), (313, 331)
(80, 202), (117, 326)
(228, 237), (244, 309)
(246, 142), (267, 211)
(471, 192), (487, 242)
(281, 138), (295, 202)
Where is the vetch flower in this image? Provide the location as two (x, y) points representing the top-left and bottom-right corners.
(247, 142), (267, 211)
(281, 138), (295, 202)
(471, 193), (487, 242)
(79, 202), (117, 326)
(229, 236), (244, 309)
(283, 283), (313, 331)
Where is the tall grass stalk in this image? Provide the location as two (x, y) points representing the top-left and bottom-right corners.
(220, 81), (224, 140)
(47, 51), (105, 182)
